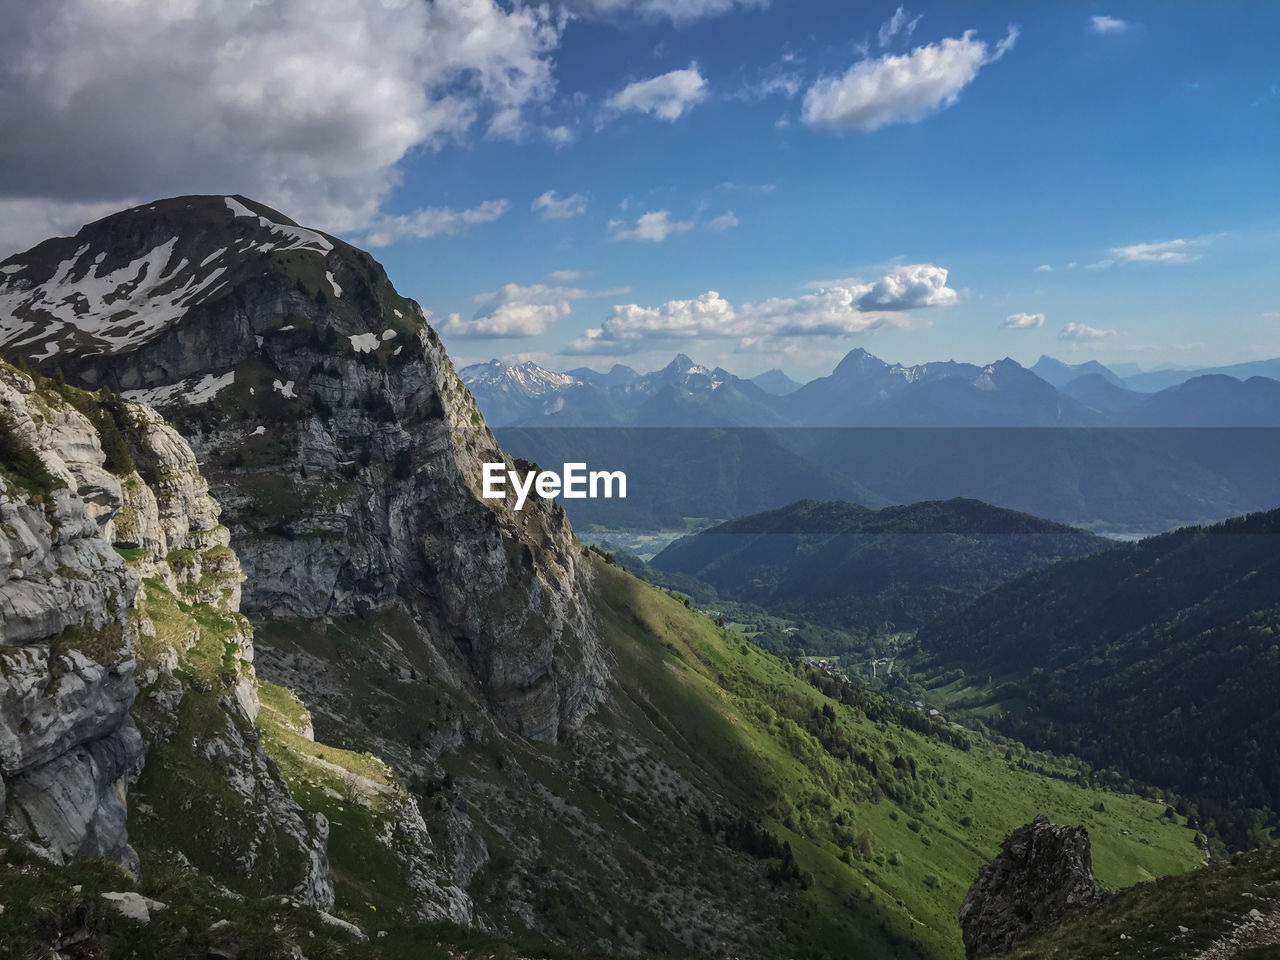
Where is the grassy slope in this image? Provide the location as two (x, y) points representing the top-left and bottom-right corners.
(585, 559), (1201, 958)
(1004, 843), (1280, 960)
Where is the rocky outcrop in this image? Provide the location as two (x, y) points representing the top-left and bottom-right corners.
(0, 364), (143, 869)
(0, 361), (331, 906)
(0, 195), (606, 744)
(959, 814), (1107, 959)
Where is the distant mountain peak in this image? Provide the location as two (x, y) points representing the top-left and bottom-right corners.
(833, 346), (890, 377)
(750, 368), (803, 396)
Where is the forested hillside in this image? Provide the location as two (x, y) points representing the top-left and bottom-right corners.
(917, 509), (1280, 850)
(652, 498), (1105, 635)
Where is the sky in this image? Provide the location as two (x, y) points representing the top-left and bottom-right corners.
(0, 0), (1277, 380)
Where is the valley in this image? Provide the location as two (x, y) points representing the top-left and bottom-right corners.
(0, 194), (1271, 960)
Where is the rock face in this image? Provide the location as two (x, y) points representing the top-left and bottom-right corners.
(0, 195), (605, 743)
(958, 814), (1107, 959)
(0, 364), (144, 869)
(0, 361), (331, 906)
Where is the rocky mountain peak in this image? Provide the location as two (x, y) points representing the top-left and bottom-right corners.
(2, 196), (606, 744)
(958, 814), (1108, 959)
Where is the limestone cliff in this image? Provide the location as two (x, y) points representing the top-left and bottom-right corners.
(0, 361), (331, 906)
(0, 366), (142, 869)
(0, 195), (606, 743)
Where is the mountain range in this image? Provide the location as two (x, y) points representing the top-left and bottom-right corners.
(462, 350), (1280, 428)
(0, 194), (1219, 959)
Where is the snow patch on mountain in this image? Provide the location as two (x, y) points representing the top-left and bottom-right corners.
(123, 370), (235, 406)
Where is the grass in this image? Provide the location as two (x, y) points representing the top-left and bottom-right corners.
(585, 558), (1204, 959)
(1004, 843), (1280, 959)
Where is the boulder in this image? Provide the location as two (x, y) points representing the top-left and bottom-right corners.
(959, 813), (1107, 959)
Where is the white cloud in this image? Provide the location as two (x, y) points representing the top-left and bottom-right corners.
(564, 0), (766, 24)
(546, 269), (582, 283)
(364, 200), (510, 247)
(532, 190), (588, 219)
(565, 263), (957, 353)
(1001, 312), (1045, 330)
(441, 302), (570, 339)
(1059, 322), (1117, 341)
(706, 211), (740, 232)
(855, 263), (958, 310)
(598, 65), (708, 127)
(0, 197), (137, 254)
(0, 0), (563, 252)
(1090, 15), (1129, 34)
(802, 25), (1018, 132)
(441, 280), (630, 339)
(732, 71), (804, 102)
(1110, 238), (1202, 264)
(878, 6), (922, 47)
(1034, 264), (1053, 272)
(542, 125), (576, 148)
(1262, 311), (1280, 319)
(608, 210), (695, 242)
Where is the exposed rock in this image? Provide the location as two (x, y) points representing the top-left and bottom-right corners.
(959, 814), (1107, 959)
(0, 359), (332, 907)
(0, 195), (607, 744)
(100, 890), (166, 922)
(318, 911), (367, 941)
(0, 365), (144, 869)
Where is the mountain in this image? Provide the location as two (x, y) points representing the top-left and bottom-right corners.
(651, 499), (1107, 635)
(464, 348), (1280, 433)
(456, 358), (585, 426)
(464, 352), (787, 427)
(1136, 374), (1280, 426)
(1123, 357), (1280, 393)
(1058, 372), (1147, 420)
(780, 350), (1102, 427)
(567, 362), (639, 386)
(916, 507), (1280, 850)
(0, 196), (1205, 958)
(750, 367), (804, 396)
(1030, 355), (1126, 389)
(495, 424), (891, 528)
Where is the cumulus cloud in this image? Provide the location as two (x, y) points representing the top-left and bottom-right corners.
(546, 269), (583, 283)
(0, 0), (564, 252)
(1110, 238), (1202, 264)
(1059, 322), (1117, 341)
(854, 263), (959, 310)
(608, 210), (695, 242)
(440, 280), (630, 339)
(878, 6), (922, 47)
(802, 25), (1018, 132)
(1034, 264), (1053, 272)
(1001, 312), (1045, 330)
(706, 211), (740, 232)
(563, 0), (766, 24)
(565, 263), (958, 353)
(440, 301), (571, 339)
(532, 190), (588, 219)
(597, 65), (708, 127)
(1090, 15), (1129, 34)
(364, 200), (510, 248)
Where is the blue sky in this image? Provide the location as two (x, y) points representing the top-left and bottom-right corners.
(1, 1), (1277, 379)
